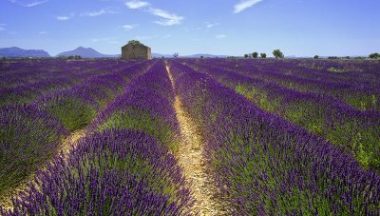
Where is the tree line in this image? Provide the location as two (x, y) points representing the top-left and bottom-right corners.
(244, 50), (380, 59)
(244, 49), (284, 59)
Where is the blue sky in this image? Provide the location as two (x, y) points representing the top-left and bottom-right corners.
(0, 0), (379, 56)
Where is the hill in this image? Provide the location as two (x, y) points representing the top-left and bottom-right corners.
(57, 47), (116, 58)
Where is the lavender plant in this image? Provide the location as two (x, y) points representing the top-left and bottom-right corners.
(189, 58), (380, 111)
(34, 61), (151, 131)
(94, 61), (180, 152)
(1, 130), (192, 215)
(0, 105), (67, 198)
(169, 60), (380, 215)
(186, 61), (380, 171)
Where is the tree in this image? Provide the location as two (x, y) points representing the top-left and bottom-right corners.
(252, 52), (258, 58)
(67, 55), (82, 60)
(369, 53), (380, 59)
(328, 56), (339, 59)
(128, 40), (142, 46)
(260, 53), (267, 58)
(244, 54), (249, 58)
(272, 49), (284, 59)
(314, 55), (319, 59)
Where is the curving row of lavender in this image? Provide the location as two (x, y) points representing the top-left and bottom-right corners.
(0, 60), (151, 202)
(169, 60), (380, 215)
(0, 105), (68, 199)
(33, 61), (150, 131)
(1, 61), (193, 215)
(182, 59), (380, 171)
(201, 58), (380, 90)
(188, 58), (380, 111)
(0, 59), (142, 107)
(1, 60), (110, 106)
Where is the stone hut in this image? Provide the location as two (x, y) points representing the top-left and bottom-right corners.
(121, 40), (152, 60)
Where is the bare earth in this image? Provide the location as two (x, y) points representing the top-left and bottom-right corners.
(166, 63), (227, 216)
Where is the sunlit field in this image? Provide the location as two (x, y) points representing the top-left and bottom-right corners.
(0, 58), (379, 215)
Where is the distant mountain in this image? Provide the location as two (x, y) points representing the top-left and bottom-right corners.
(0, 47), (50, 58)
(0, 46), (229, 59)
(57, 47), (116, 58)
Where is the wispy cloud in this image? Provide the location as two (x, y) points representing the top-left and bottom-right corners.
(80, 9), (117, 17)
(56, 16), (70, 21)
(205, 22), (219, 28)
(122, 24), (136, 31)
(125, 0), (150, 9)
(216, 34), (227, 39)
(56, 14), (74, 21)
(24, 0), (48, 7)
(125, 1), (184, 26)
(234, 0), (263, 13)
(7, 0), (49, 7)
(150, 8), (183, 26)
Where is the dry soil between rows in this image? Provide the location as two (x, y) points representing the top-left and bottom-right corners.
(165, 63), (227, 216)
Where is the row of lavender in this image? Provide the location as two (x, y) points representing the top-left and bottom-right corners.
(0, 60), (149, 202)
(275, 59), (380, 88)
(191, 59), (380, 111)
(1, 61), (193, 215)
(206, 58), (380, 90)
(0, 59), (133, 107)
(0, 59), (126, 88)
(169, 60), (380, 215)
(183, 60), (380, 171)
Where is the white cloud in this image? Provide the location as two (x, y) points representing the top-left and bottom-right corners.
(24, 0), (48, 7)
(125, 0), (150, 9)
(122, 24), (136, 31)
(125, 1), (183, 26)
(56, 15), (73, 21)
(150, 8), (183, 26)
(234, 0), (263, 13)
(7, 0), (49, 7)
(56, 13), (75, 21)
(80, 9), (117, 17)
(216, 34), (227, 39)
(206, 22), (220, 28)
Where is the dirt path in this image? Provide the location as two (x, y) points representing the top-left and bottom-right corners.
(0, 129), (87, 210)
(165, 63), (227, 216)
(60, 128), (87, 156)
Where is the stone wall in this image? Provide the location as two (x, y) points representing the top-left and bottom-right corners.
(121, 45), (151, 60)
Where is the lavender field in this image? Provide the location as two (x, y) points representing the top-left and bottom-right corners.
(0, 58), (379, 215)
